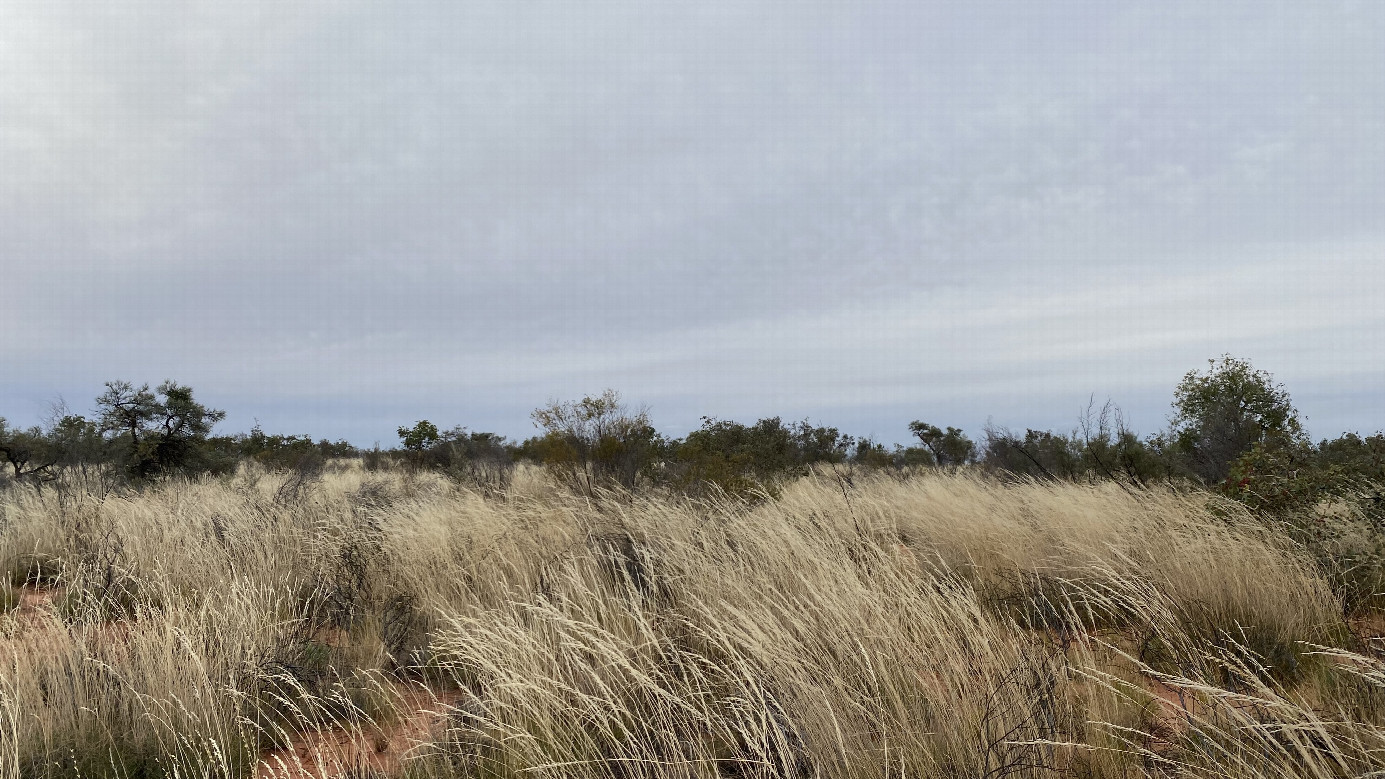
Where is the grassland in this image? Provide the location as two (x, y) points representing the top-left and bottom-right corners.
(1, 463), (1382, 778)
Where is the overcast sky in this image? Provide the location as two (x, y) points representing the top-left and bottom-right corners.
(3, 0), (1383, 445)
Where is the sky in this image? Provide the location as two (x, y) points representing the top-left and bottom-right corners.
(2, 0), (1383, 446)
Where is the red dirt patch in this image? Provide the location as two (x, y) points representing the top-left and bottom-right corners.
(0, 585), (68, 659)
(1137, 677), (1198, 753)
(255, 685), (471, 779)
(13, 583), (62, 613)
(1350, 610), (1385, 642)
(1, 584), (63, 630)
(0, 583), (138, 657)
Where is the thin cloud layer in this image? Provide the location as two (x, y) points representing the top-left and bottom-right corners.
(3, 1), (1383, 443)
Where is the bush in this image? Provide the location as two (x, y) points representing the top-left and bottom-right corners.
(362, 445), (392, 472)
(672, 416), (853, 498)
(1219, 430), (1385, 616)
(524, 390), (668, 494)
(425, 428), (516, 495)
(850, 438), (904, 470)
(211, 424), (357, 472)
(981, 402), (1172, 486)
(982, 425), (1085, 480)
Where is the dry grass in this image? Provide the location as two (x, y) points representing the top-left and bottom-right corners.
(0, 463), (1382, 778)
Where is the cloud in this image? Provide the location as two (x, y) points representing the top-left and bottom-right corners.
(3, 1), (1383, 443)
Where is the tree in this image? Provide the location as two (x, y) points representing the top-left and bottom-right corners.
(907, 421), (976, 466)
(1170, 356), (1304, 485)
(397, 420), (440, 453)
(95, 381), (160, 448)
(95, 380), (227, 479)
(46, 413), (107, 469)
(0, 418), (59, 485)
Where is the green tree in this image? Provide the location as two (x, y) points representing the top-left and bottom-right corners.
(46, 413), (107, 468)
(397, 420), (440, 453)
(96, 380), (227, 480)
(1170, 356), (1304, 485)
(907, 421), (976, 466)
(0, 418), (59, 485)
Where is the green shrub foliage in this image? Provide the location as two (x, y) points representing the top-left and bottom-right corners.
(95, 380), (229, 480)
(672, 416), (853, 497)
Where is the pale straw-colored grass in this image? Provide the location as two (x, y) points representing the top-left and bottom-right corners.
(0, 464), (1380, 778)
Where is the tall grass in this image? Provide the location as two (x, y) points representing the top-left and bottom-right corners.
(0, 463), (1381, 778)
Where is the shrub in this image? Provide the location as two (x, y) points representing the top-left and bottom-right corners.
(213, 424), (356, 472)
(1318, 432), (1385, 480)
(429, 428), (515, 495)
(982, 425), (1084, 480)
(672, 416), (853, 497)
(362, 445), (392, 472)
(849, 438), (902, 470)
(980, 402), (1173, 486)
(1227, 431), (1385, 615)
(397, 420), (440, 459)
(526, 390), (668, 493)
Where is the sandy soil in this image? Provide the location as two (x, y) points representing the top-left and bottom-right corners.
(254, 686), (471, 779)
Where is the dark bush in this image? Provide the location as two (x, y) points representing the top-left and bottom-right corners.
(980, 401), (1173, 486)
(0, 418), (60, 486)
(907, 421), (977, 466)
(982, 425), (1084, 481)
(424, 427), (516, 495)
(95, 380), (230, 480)
(213, 424), (357, 472)
(672, 416), (853, 497)
(362, 445), (392, 472)
(1170, 355), (1306, 485)
(849, 438), (902, 470)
